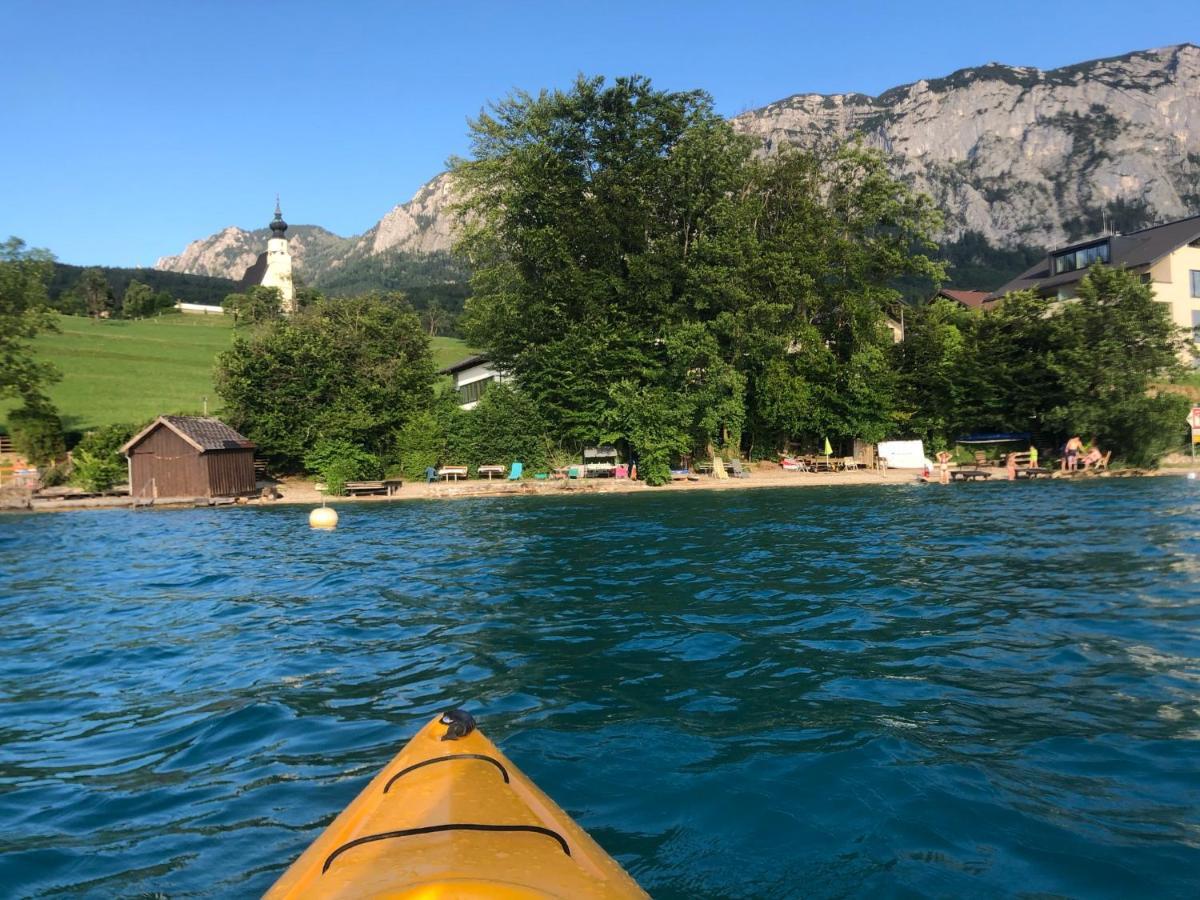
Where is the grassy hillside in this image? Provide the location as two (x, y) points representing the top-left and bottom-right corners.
(1, 314), (472, 434)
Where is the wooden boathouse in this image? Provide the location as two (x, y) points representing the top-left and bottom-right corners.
(120, 416), (256, 500)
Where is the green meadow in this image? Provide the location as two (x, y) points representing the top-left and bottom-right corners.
(1, 313), (471, 434)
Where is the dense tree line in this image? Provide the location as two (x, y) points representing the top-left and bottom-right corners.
(211, 76), (1190, 486)
(447, 75), (1188, 481)
(452, 75), (943, 482)
(46, 263), (235, 308)
(896, 266), (1189, 466)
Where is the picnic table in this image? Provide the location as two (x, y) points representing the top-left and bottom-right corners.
(477, 465), (506, 480)
(437, 466), (468, 482)
(344, 479), (403, 496)
(809, 456), (837, 472)
(694, 461), (713, 475)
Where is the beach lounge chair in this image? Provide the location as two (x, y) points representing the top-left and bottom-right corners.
(507, 462), (524, 480)
(1096, 451), (1111, 471)
(730, 458), (751, 478)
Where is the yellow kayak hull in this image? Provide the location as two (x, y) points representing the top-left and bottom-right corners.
(265, 710), (648, 899)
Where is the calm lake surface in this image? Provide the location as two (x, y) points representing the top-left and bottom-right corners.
(2, 479), (1199, 898)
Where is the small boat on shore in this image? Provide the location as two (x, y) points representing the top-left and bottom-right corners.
(265, 709), (648, 899)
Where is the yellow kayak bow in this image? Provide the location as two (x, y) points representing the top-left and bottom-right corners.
(265, 709), (648, 899)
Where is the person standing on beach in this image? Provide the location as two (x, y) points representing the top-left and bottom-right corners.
(1029, 445), (1038, 468)
(936, 450), (952, 484)
(1063, 436), (1083, 471)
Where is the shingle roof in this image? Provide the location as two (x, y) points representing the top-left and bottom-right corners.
(438, 354), (491, 375)
(990, 214), (1200, 299)
(161, 416), (253, 450)
(120, 416), (254, 455)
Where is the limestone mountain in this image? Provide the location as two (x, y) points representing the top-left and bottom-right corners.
(156, 43), (1199, 287)
(730, 43), (1200, 249)
(155, 224), (350, 284)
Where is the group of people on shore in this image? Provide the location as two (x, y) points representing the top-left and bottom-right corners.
(1062, 435), (1106, 471)
(931, 436), (1107, 484)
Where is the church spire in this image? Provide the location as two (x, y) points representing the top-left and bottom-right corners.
(270, 195), (288, 237)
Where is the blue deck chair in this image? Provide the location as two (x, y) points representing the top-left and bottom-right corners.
(507, 461), (524, 480)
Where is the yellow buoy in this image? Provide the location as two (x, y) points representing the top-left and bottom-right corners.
(309, 506), (339, 529)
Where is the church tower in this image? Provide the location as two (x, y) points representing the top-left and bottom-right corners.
(260, 198), (295, 314)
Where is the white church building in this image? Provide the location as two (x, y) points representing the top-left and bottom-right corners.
(238, 199), (296, 313)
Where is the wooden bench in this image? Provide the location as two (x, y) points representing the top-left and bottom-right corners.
(437, 466), (468, 482)
(1008, 451), (1049, 479)
(950, 469), (992, 482)
(344, 480), (402, 496)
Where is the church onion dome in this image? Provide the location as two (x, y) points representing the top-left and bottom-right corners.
(270, 198), (288, 237)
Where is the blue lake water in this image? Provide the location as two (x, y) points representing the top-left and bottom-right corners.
(1, 479), (1199, 898)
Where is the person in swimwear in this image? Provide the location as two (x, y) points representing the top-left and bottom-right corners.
(1063, 435), (1083, 471)
(936, 449), (952, 484)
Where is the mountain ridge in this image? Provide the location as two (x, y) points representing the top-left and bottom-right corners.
(156, 43), (1200, 285)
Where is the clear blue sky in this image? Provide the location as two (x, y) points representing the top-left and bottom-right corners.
(3, 0), (1195, 267)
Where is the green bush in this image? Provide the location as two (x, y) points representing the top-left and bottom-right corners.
(8, 402), (65, 466)
(71, 449), (126, 492)
(304, 439), (382, 495)
(391, 409), (447, 481)
(458, 382), (549, 473)
(39, 461), (71, 487)
(604, 382), (692, 486)
(69, 422), (139, 491)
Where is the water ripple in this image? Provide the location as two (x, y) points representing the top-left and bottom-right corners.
(1, 480), (1199, 897)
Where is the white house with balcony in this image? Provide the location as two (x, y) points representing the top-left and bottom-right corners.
(990, 214), (1200, 351)
(440, 354), (505, 409)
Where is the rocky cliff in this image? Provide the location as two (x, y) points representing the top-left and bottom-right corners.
(157, 43), (1199, 282)
(731, 43), (1200, 247)
(154, 224), (350, 283)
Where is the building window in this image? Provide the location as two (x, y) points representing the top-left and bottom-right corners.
(1191, 270), (1200, 298)
(458, 376), (494, 405)
(1053, 241), (1110, 275)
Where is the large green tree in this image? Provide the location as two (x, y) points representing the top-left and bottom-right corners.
(1045, 266), (1188, 465)
(454, 77), (943, 462)
(77, 267), (114, 318)
(896, 267), (1189, 465)
(1, 237), (60, 408)
(215, 294), (436, 468)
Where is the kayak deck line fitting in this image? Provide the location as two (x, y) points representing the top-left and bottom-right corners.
(265, 707), (649, 898)
(383, 753), (511, 792)
(322, 822), (572, 873)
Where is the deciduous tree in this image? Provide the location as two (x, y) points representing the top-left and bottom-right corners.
(215, 294), (435, 469)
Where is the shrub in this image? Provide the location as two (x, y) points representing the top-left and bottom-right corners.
(391, 409), (447, 482)
(8, 402), (65, 466)
(459, 382), (549, 472)
(39, 461), (71, 487)
(304, 439), (382, 495)
(69, 422), (138, 491)
(72, 449), (126, 492)
(603, 382), (692, 486)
